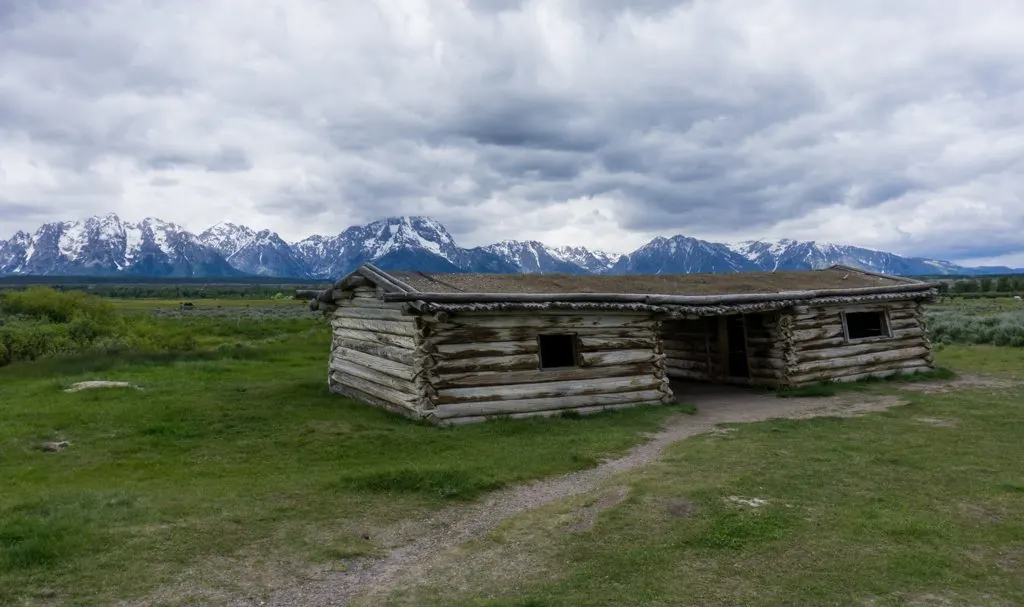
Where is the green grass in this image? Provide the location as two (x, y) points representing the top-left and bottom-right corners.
(0, 321), (683, 606)
(371, 346), (1024, 606)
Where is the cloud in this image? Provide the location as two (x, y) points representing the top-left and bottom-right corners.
(0, 0), (1023, 263)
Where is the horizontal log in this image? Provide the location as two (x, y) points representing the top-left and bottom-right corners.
(666, 368), (713, 381)
(334, 328), (416, 350)
(579, 349), (657, 367)
(820, 365), (933, 384)
(332, 348), (416, 381)
(749, 369), (785, 380)
(433, 353), (539, 374)
(330, 317), (416, 337)
(788, 361), (932, 385)
(428, 326), (653, 345)
(889, 317), (922, 331)
(430, 388), (667, 419)
(790, 305), (921, 323)
(665, 358), (709, 371)
(787, 346), (930, 375)
(332, 306), (409, 320)
(664, 352), (710, 366)
(434, 374), (664, 405)
(747, 356), (785, 370)
(577, 336), (657, 351)
(335, 338), (415, 366)
(329, 359), (417, 395)
(795, 335), (927, 359)
(329, 371), (417, 409)
(440, 400), (666, 425)
(663, 353), (708, 366)
(432, 363), (655, 390)
(433, 340), (538, 358)
(790, 325), (844, 342)
(338, 297), (405, 309)
(435, 314), (654, 331)
(662, 343), (708, 355)
(790, 301), (917, 315)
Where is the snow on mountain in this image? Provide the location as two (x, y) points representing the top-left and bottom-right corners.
(727, 239), (992, 276)
(226, 229), (308, 277)
(0, 213), (239, 277)
(198, 223), (307, 277)
(479, 240), (589, 274)
(293, 216), (519, 279)
(610, 235), (759, 275)
(551, 246), (622, 274)
(198, 222), (257, 258)
(2, 213), (1020, 278)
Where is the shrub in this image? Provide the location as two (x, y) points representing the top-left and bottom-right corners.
(1, 287), (118, 325)
(925, 309), (1024, 347)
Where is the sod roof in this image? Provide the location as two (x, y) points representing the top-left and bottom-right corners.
(383, 266), (915, 296)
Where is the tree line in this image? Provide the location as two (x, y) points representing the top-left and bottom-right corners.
(938, 275), (1024, 296)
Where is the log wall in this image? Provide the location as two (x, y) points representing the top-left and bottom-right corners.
(327, 286), (427, 418)
(781, 299), (933, 385)
(418, 311), (673, 424)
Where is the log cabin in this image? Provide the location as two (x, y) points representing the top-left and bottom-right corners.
(309, 263), (940, 425)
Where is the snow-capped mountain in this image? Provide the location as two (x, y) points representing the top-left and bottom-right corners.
(198, 222), (256, 258)
(1, 212), (1019, 278)
(292, 216), (517, 279)
(0, 213), (239, 277)
(728, 239), (987, 276)
(610, 235), (759, 274)
(552, 246), (622, 274)
(200, 223), (307, 277)
(479, 240), (590, 274)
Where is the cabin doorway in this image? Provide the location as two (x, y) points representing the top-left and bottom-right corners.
(721, 315), (750, 379)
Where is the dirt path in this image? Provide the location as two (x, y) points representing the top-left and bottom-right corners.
(249, 385), (906, 607)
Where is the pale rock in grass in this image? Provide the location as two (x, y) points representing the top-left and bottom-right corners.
(64, 380), (140, 392)
(726, 496), (769, 508)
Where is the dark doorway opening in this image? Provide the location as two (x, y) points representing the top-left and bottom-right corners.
(724, 315), (750, 378)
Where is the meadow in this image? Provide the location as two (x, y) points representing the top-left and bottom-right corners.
(0, 289), (1022, 605)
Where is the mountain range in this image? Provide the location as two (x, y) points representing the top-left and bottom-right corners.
(0, 213), (1017, 279)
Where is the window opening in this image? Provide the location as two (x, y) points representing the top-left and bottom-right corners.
(843, 311), (890, 340)
(538, 333), (579, 368)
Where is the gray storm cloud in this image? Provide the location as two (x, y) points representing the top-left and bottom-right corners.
(1, 0), (1022, 263)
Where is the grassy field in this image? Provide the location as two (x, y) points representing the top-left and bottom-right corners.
(370, 345), (1024, 606)
(1, 290), (1023, 605)
(0, 296), (684, 606)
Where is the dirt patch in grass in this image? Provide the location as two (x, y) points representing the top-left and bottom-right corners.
(898, 373), (1015, 394)
(914, 416), (961, 428)
(568, 486), (630, 533)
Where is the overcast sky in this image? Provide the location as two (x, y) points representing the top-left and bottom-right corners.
(1, 1), (1023, 264)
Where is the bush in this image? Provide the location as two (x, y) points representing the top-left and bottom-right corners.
(0, 288), (126, 366)
(925, 309), (1024, 347)
(1, 287), (118, 325)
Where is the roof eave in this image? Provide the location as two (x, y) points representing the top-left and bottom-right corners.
(381, 281), (940, 305)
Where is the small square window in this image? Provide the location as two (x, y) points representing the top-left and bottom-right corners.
(538, 333), (579, 369)
(843, 311), (890, 340)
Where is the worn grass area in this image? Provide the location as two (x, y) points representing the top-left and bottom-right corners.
(369, 346), (1024, 606)
(0, 325), (683, 606)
